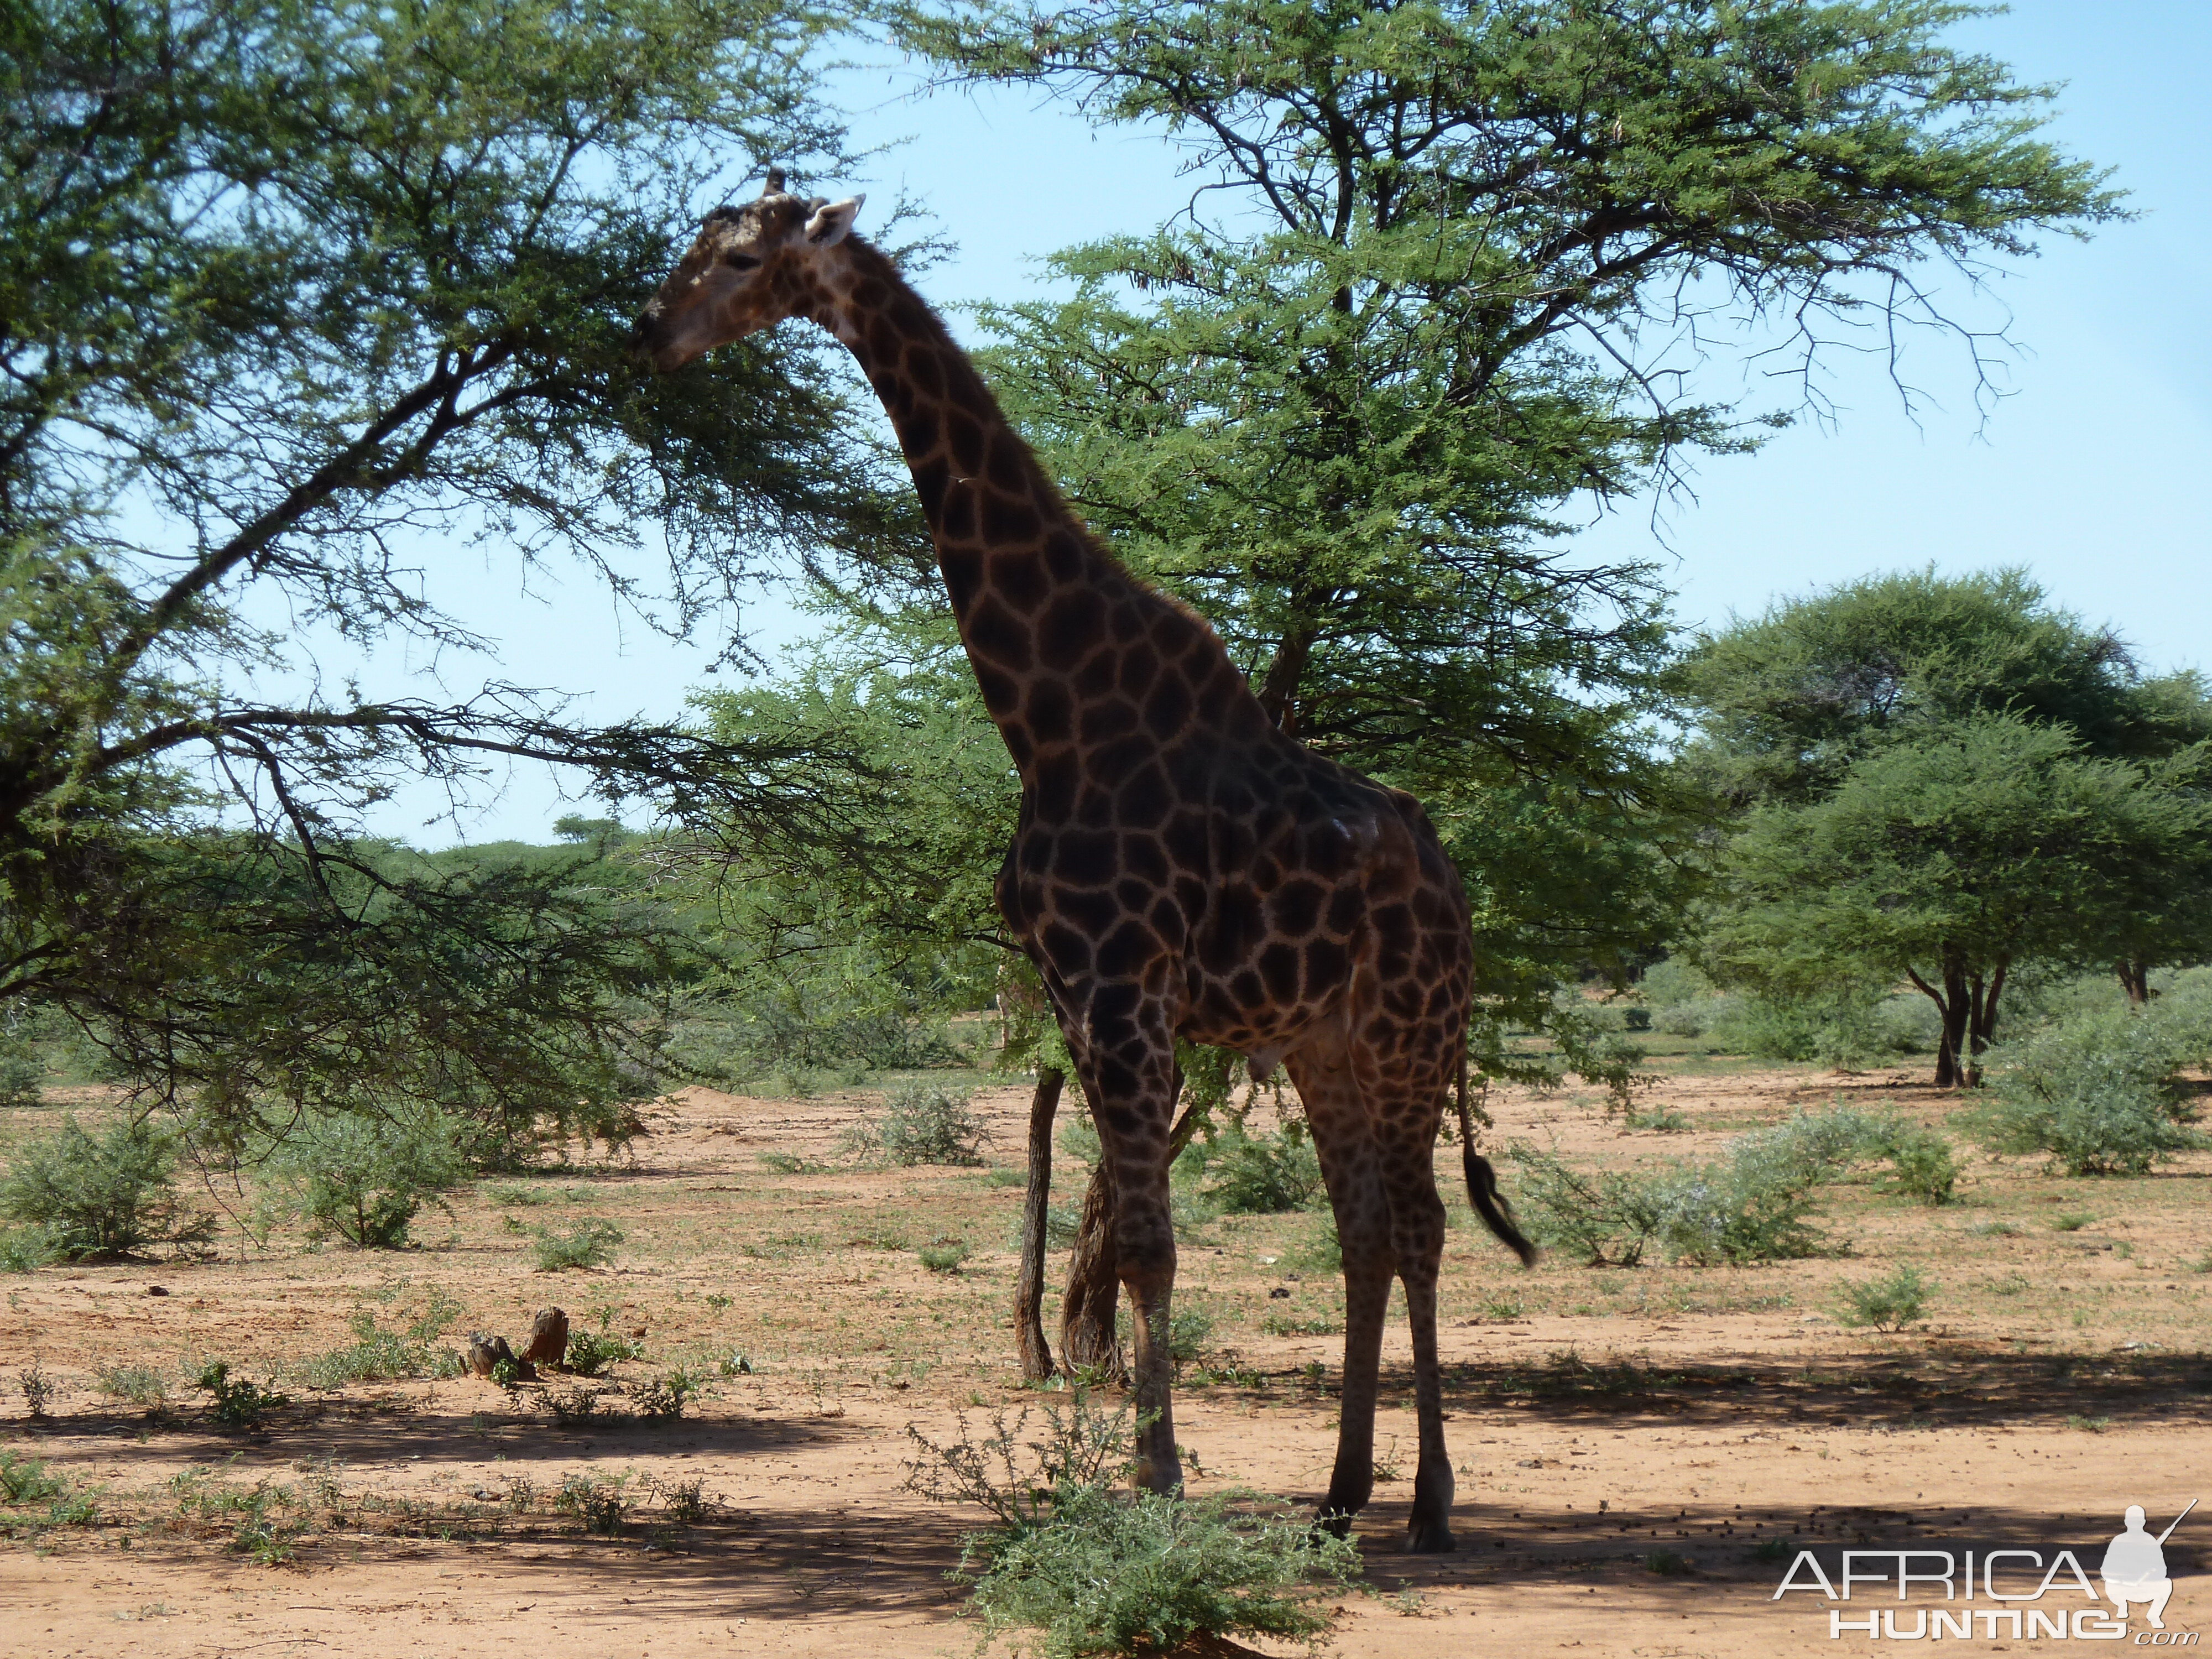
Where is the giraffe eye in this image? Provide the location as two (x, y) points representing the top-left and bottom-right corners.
(724, 253), (762, 272)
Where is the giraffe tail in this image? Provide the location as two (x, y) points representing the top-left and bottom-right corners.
(1457, 1041), (1537, 1267)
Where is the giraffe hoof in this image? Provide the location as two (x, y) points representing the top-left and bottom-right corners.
(1405, 1521), (1457, 1554)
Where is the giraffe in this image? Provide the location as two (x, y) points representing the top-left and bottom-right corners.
(635, 176), (1534, 1551)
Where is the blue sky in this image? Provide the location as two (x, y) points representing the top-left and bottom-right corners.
(361, 1), (2211, 845)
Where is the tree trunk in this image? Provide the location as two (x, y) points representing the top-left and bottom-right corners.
(1966, 961), (2008, 1081)
(1060, 1156), (1123, 1383)
(1013, 1068), (1065, 1383)
(2117, 960), (2152, 1005)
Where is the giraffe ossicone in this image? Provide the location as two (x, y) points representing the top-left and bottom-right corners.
(637, 178), (1534, 1551)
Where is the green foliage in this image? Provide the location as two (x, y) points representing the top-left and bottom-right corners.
(534, 1219), (623, 1272)
(901, 1383), (1357, 1656)
(0, 1021), (40, 1108)
(296, 1295), (465, 1387)
(964, 1483), (1361, 1659)
(0, 1223), (54, 1272)
(854, 1084), (989, 1168)
(557, 1471), (632, 1534)
(194, 1362), (289, 1430)
(1193, 1123), (1324, 1215)
(0, 1450), (66, 1504)
(0, 1115), (214, 1259)
(267, 1107), (466, 1249)
(564, 1326), (641, 1377)
(919, 1242), (971, 1274)
(631, 1368), (704, 1421)
(1877, 1123), (1960, 1206)
(1685, 572), (2212, 1084)
(1973, 986), (2212, 1175)
(1510, 1104), (1913, 1266)
(0, 0), (903, 1150)
(1166, 1308), (1213, 1363)
(97, 1364), (171, 1408)
(1834, 1265), (1934, 1332)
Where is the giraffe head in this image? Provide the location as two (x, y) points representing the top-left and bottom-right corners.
(633, 170), (864, 371)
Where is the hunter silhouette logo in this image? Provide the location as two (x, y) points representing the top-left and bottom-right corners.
(2106, 1501), (2194, 1631)
(1771, 1498), (2197, 1642)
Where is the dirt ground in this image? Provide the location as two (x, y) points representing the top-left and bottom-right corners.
(3, 1062), (2208, 1657)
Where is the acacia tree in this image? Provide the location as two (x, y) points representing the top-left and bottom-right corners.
(1677, 568), (2212, 1020)
(885, 0), (2119, 1366)
(0, 0), (920, 1143)
(1701, 715), (2212, 1086)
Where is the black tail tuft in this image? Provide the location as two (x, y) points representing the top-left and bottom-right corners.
(1463, 1145), (1537, 1268)
(1455, 1042), (1537, 1267)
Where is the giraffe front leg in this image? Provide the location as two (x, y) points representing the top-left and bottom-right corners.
(1112, 1162), (1182, 1495)
(1065, 983), (1183, 1495)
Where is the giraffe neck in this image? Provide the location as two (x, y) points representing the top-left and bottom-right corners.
(802, 239), (1147, 765)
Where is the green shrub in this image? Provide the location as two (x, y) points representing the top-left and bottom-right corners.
(0, 1450), (66, 1504)
(631, 1367), (703, 1420)
(1875, 1123), (1959, 1204)
(98, 1363), (171, 1408)
(901, 1385), (1358, 1657)
(267, 1107), (466, 1249)
(296, 1295), (464, 1387)
(965, 1483), (1361, 1658)
(556, 1470), (631, 1533)
(565, 1324), (641, 1377)
(1196, 1124), (1324, 1214)
(194, 1361), (289, 1430)
(534, 1218), (623, 1271)
(1511, 1104), (1897, 1269)
(919, 1241), (969, 1273)
(851, 1084), (988, 1167)
(0, 1116), (215, 1259)
(0, 1223), (54, 1272)
(0, 1029), (41, 1109)
(1974, 993), (2211, 1176)
(1835, 1264), (1933, 1332)
(1507, 1147), (1671, 1266)
(1707, 988), (1912, 1070)
(1167, 1308), (1213, 1363)
(1637, 959), (1714, 1008)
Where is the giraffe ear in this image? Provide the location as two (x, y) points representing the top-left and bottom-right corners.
(804, 195), (864, 246)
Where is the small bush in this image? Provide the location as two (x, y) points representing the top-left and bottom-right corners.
(534, 1218), (623, 1271)
(1975, 992), (2212, 1175)
(1835, 1265), (1933, 1332)
(19, 1361), (54, 1417)
(1, 1450), (66, 1504)
(919, 1241), (970, 1274)
(853, 1084), (988, 1167)
(0, 1030), (41, 1109)
(1507, 1147), (1671, 1266)
(1646, 1548), (1689, 1577)
(0, 1224), (54, 1273)
(965, 1483), (1362, 1658)
(556, 1470), (630, 1533)
(1260, 1312), (1340, 1337)
(1624, 1105), (1691, 1134)
(1876, 1123), (1959, 1204)
(1196, 1124), (1324, 1215)
(194, 1361), (289, 1430)
(266, 1107), (466, 1249)
(565, 1325), (641, 1377)
(2051, 1211), (2095, 1232)
(1167, 1308), (1213, 1363)
(98, 1363), (171, 1408)
(0, 1116), (215, 1260)
(296, 1295), (465, 1387)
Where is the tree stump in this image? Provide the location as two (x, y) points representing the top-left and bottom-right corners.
(466, 1332), (518, 1378)
(521, 1307), (569, 1368)
(1014, 1068), (1065, 1383)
